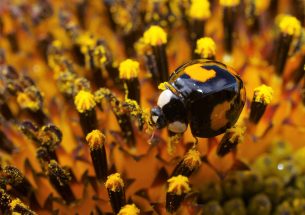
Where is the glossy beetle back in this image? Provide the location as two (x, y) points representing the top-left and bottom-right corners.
(169, 60), (245, 137)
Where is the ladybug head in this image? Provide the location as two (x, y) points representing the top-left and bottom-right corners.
(151, 89), (188, 134)
(151, 106), (167, 129)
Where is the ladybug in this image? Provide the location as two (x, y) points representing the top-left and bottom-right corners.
(151, 59), (246, 138)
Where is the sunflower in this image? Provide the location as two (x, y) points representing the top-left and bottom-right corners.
(0, 0), (305, 214)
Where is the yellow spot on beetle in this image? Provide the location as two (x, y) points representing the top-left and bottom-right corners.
(184, 64), (216, 82)
(210, 101), (231, 131)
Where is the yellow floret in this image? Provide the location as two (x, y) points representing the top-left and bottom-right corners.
(119, 59), (140, 79)
(118, 204), (140, 215)
(86, 130), (105, 150)
(76, 33), (96, 54)
(105, 173), (124, 192)
(227, 124), (246, 143)
(195, 37), (216, 58)
(189, 0), (211, 20)
(182, 149), (202, 170)
(17, 92), (40, 111)
(143, 25), (167, 46)
(51, 40), (62, 49)
(220, 0), (240, 7)
(74, 90), (96, 113)
(167, 175), (191, 195)
(93, 45), (107, 66)
(255, 0), (270, 14)
(278, 15), (301, 36)
(253, 84), (274, 104)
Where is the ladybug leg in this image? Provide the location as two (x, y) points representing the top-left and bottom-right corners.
(192, 136), (199, 149)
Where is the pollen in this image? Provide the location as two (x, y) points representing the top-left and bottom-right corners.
(16, 92), (40, 112)
(219, 0), (240, 7)
(9, 199), (31, 212)
(253, 84), (274, 104)
(255, 0), (271, 14)
(182, 149), (202, 170)
(278, 15), (301, 36)
(51, 40), (62, 49)
(76, 33), (95, 54)
(86, 130), (105, 150)
(118, 204), (140, 215)
(74, 90), (96, 113)
(167, 175), (191, 195)
(195, 37), (216, 58)
(93, 45), (107, 66)
(105, 173), (124, 192)
(158, 82), (170, 91)
(9, 199), (21, 209)
(189, 0), (211, 20)
(227, 124), (246, 143)
(119, 59), (140, 80)
(143, 25), (167, 46)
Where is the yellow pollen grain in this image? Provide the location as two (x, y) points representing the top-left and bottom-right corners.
(74, 90), (96, 113)
(105, 173), (124, 192)
(135, 37), (150, 55)
(118, 204), (140, 215)
(76, 33), (96, 54)
(253, 84), (274, 104)
(278, 15), (301, 36)
(158, 82), (170, 91)
(195, 37), (216, 58)
(167, 175), (191, 195)
(52, 40), (62, 49)
(183, 149), (202, 169)
(143, 25), (167, 46)
(9, 199), (26, 210)
(184, 64), (216, 82)
(119, 59), (140, 79)
(189, 0), (211, 20)
(220, 0), (240, 7)
(255, 0), (270, 14)
(86, 130), (105, 150)
(17, 92), (40, 111)
(227, 124), (246, 143)
(94, 45), (107, 66)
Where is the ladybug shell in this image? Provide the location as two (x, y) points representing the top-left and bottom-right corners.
(168, 60), (246, 138)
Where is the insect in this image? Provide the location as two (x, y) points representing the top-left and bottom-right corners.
(151, 59), (246, 138)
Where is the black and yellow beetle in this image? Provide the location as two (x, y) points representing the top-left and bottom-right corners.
(151, 59), (246, 138)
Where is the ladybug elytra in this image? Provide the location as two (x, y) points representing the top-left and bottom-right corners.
(151, 59), (246, 138)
